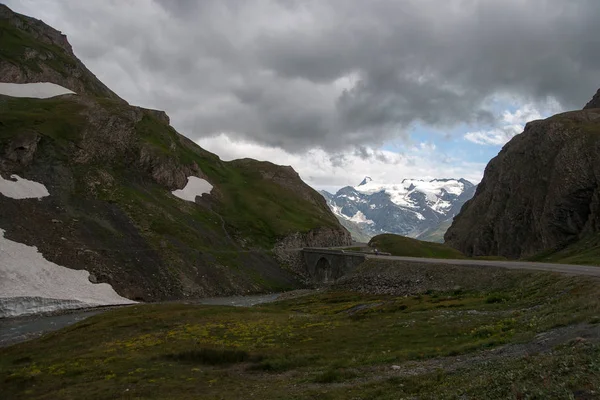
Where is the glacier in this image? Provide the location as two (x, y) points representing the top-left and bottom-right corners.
(354, 178), (467, 209)
(322, 177), (476, 241)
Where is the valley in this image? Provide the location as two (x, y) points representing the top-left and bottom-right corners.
(2, 265), (599, 399)
(2, 3), (600, 399)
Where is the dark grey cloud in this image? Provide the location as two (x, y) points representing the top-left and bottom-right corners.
(7, 0), (600, 153)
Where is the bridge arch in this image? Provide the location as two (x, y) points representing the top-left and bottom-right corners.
(301, 248), (367, 283)
(315, 257), (333, 282)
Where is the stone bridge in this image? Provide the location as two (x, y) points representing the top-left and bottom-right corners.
(301, 248), (368, 283)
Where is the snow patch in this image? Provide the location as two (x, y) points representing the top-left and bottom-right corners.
(349, 211), (374, 224)
(0, 228), (135, 318)
(432, 199), (452, 213)
(0, 82), (75, 99)
(0, 174), (50, 199)
(414, 212), (426, 221)
(328, 202), (350, 220)
(172, 176), (213, 202)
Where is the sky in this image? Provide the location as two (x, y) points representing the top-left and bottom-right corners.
(6, 0), (599, 193)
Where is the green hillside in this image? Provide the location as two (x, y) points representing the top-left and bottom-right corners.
(0, 94), (342, 300)
(528, 233), (600, 266)
(369, 234), (465, 259)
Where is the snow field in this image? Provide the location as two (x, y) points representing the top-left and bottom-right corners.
(0, 82), (75, 98)
(0, 175), (50, 199)
(0, 228), (135, 318)
(172, 176), (213, 202)
(355, 178), (466, 210)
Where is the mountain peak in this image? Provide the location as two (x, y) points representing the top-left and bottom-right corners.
(326, 176), (477, 242)
(583, 88), (600, 110)
(0, 4), (122, 101)
(358, 176), (373, 186)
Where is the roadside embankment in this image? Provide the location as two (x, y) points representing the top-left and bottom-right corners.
(333, 258), (552, 295)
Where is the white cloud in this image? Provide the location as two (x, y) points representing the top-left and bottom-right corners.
(464, 103), (553, 146)
(6, 0), (594, 154)
(197, 134), (485, 192)
(464, 127), (520, 146)
(501, 104), (543, 125)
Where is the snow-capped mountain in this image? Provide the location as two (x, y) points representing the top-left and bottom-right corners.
(321, 177), (476, 242)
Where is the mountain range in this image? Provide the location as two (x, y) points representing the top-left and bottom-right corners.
(321, 177), (476, 242)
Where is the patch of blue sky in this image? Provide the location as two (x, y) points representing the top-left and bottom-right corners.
(381, 123), (501, 164)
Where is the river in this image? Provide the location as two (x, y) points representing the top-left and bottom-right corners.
(0, 293), (283, 348)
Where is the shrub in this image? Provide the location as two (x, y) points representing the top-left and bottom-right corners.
(164, 348), (257, 365)
(313, 368), (357, 383)
(486, 295), (507, 304)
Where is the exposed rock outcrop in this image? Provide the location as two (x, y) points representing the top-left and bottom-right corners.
(445, 91), (600, 258)
(2, 131), (40, 168)
(275, 227), (352, 250)
(584, 89), (600, 110)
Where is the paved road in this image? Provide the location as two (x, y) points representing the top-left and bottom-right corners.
(308, 244), (600, 277)
(369, 254), (600, 277)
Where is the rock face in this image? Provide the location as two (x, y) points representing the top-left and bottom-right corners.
(323, 178), (476, 242)
(445, 93), (600, 258)
(0, 5), (349, 302)
(274, 227), (352, 250)
(584, 89), (600, 110)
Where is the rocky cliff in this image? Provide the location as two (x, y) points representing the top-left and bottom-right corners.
(445, 91), (600, 258)
(584, 89), (600, 110)
(0, 5), (350, 302)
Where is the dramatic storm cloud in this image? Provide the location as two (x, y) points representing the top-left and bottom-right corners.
(6, 0), (600, 188)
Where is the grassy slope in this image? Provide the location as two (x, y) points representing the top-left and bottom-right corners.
(370, 233), (600, 265)
(1, 95), (338, 248)
(134, 111), (339, 248)
(369, 233), (466, 259)
(0, 95), (341, 296)
(528, 232), (600, 266)
(1, 272), (599, 399)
